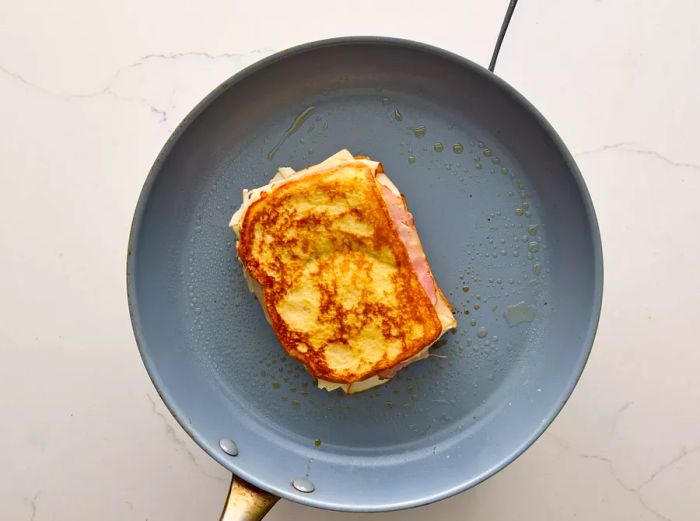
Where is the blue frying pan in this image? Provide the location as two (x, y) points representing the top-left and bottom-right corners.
(127, 36), (602, 518)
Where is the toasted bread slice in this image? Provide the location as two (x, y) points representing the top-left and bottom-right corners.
(231, 151), (456, 390)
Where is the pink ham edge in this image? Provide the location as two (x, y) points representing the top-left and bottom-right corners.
(375, 180), (448, 381)
(377, 183), (437, 304)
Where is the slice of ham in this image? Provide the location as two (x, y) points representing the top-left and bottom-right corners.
(375, 168), (456, 329)
(376, 182), (438, 306)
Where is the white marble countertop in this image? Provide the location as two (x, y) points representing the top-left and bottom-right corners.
(2, 1), (699, 519)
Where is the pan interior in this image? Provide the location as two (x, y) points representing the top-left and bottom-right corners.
(130, 39), (600, 511)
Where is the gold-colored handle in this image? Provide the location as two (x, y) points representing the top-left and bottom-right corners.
(219, 475), (279, 521)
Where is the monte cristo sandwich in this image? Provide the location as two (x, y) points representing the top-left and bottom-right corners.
(230, 150), (456, 393)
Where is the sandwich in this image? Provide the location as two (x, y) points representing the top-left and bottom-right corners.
(229, 150), (456, 393)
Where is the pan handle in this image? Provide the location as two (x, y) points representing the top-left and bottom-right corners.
(219, 475), (280, 521)
(488, 0), (519, 72)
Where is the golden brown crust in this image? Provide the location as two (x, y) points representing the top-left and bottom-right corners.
(237, 162), (442, 383)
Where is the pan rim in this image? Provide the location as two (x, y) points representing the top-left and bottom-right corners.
(126, 35), (603, 512)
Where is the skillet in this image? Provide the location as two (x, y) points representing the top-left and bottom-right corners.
(127, 34), (603, 518)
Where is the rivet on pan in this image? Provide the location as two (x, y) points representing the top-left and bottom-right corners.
(292, 478), (315, 493)
(219, 439), (238, 456)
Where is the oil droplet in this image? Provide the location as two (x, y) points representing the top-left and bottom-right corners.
(433, 142), (444, 152)
(412, 125), (426, 138)
(515, 207), (524, 216)
(394, 108), (403, 121)
(528, 241), (540, 253)
(314, 439), (322, 447)
(470, 319), (477, 327)
(408, 155), (416, 164)
(528, 224), (538, 236)
(533, 263), (542, 275)
(483, 148), (493, 157)
(382, 96), (390, 105)
(452, 143), (464, 154)
(477, 327), (488, 338)
(267, 106), (315, 160)
(504, 301), (537, 326)
(501, 167), (509, 174)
